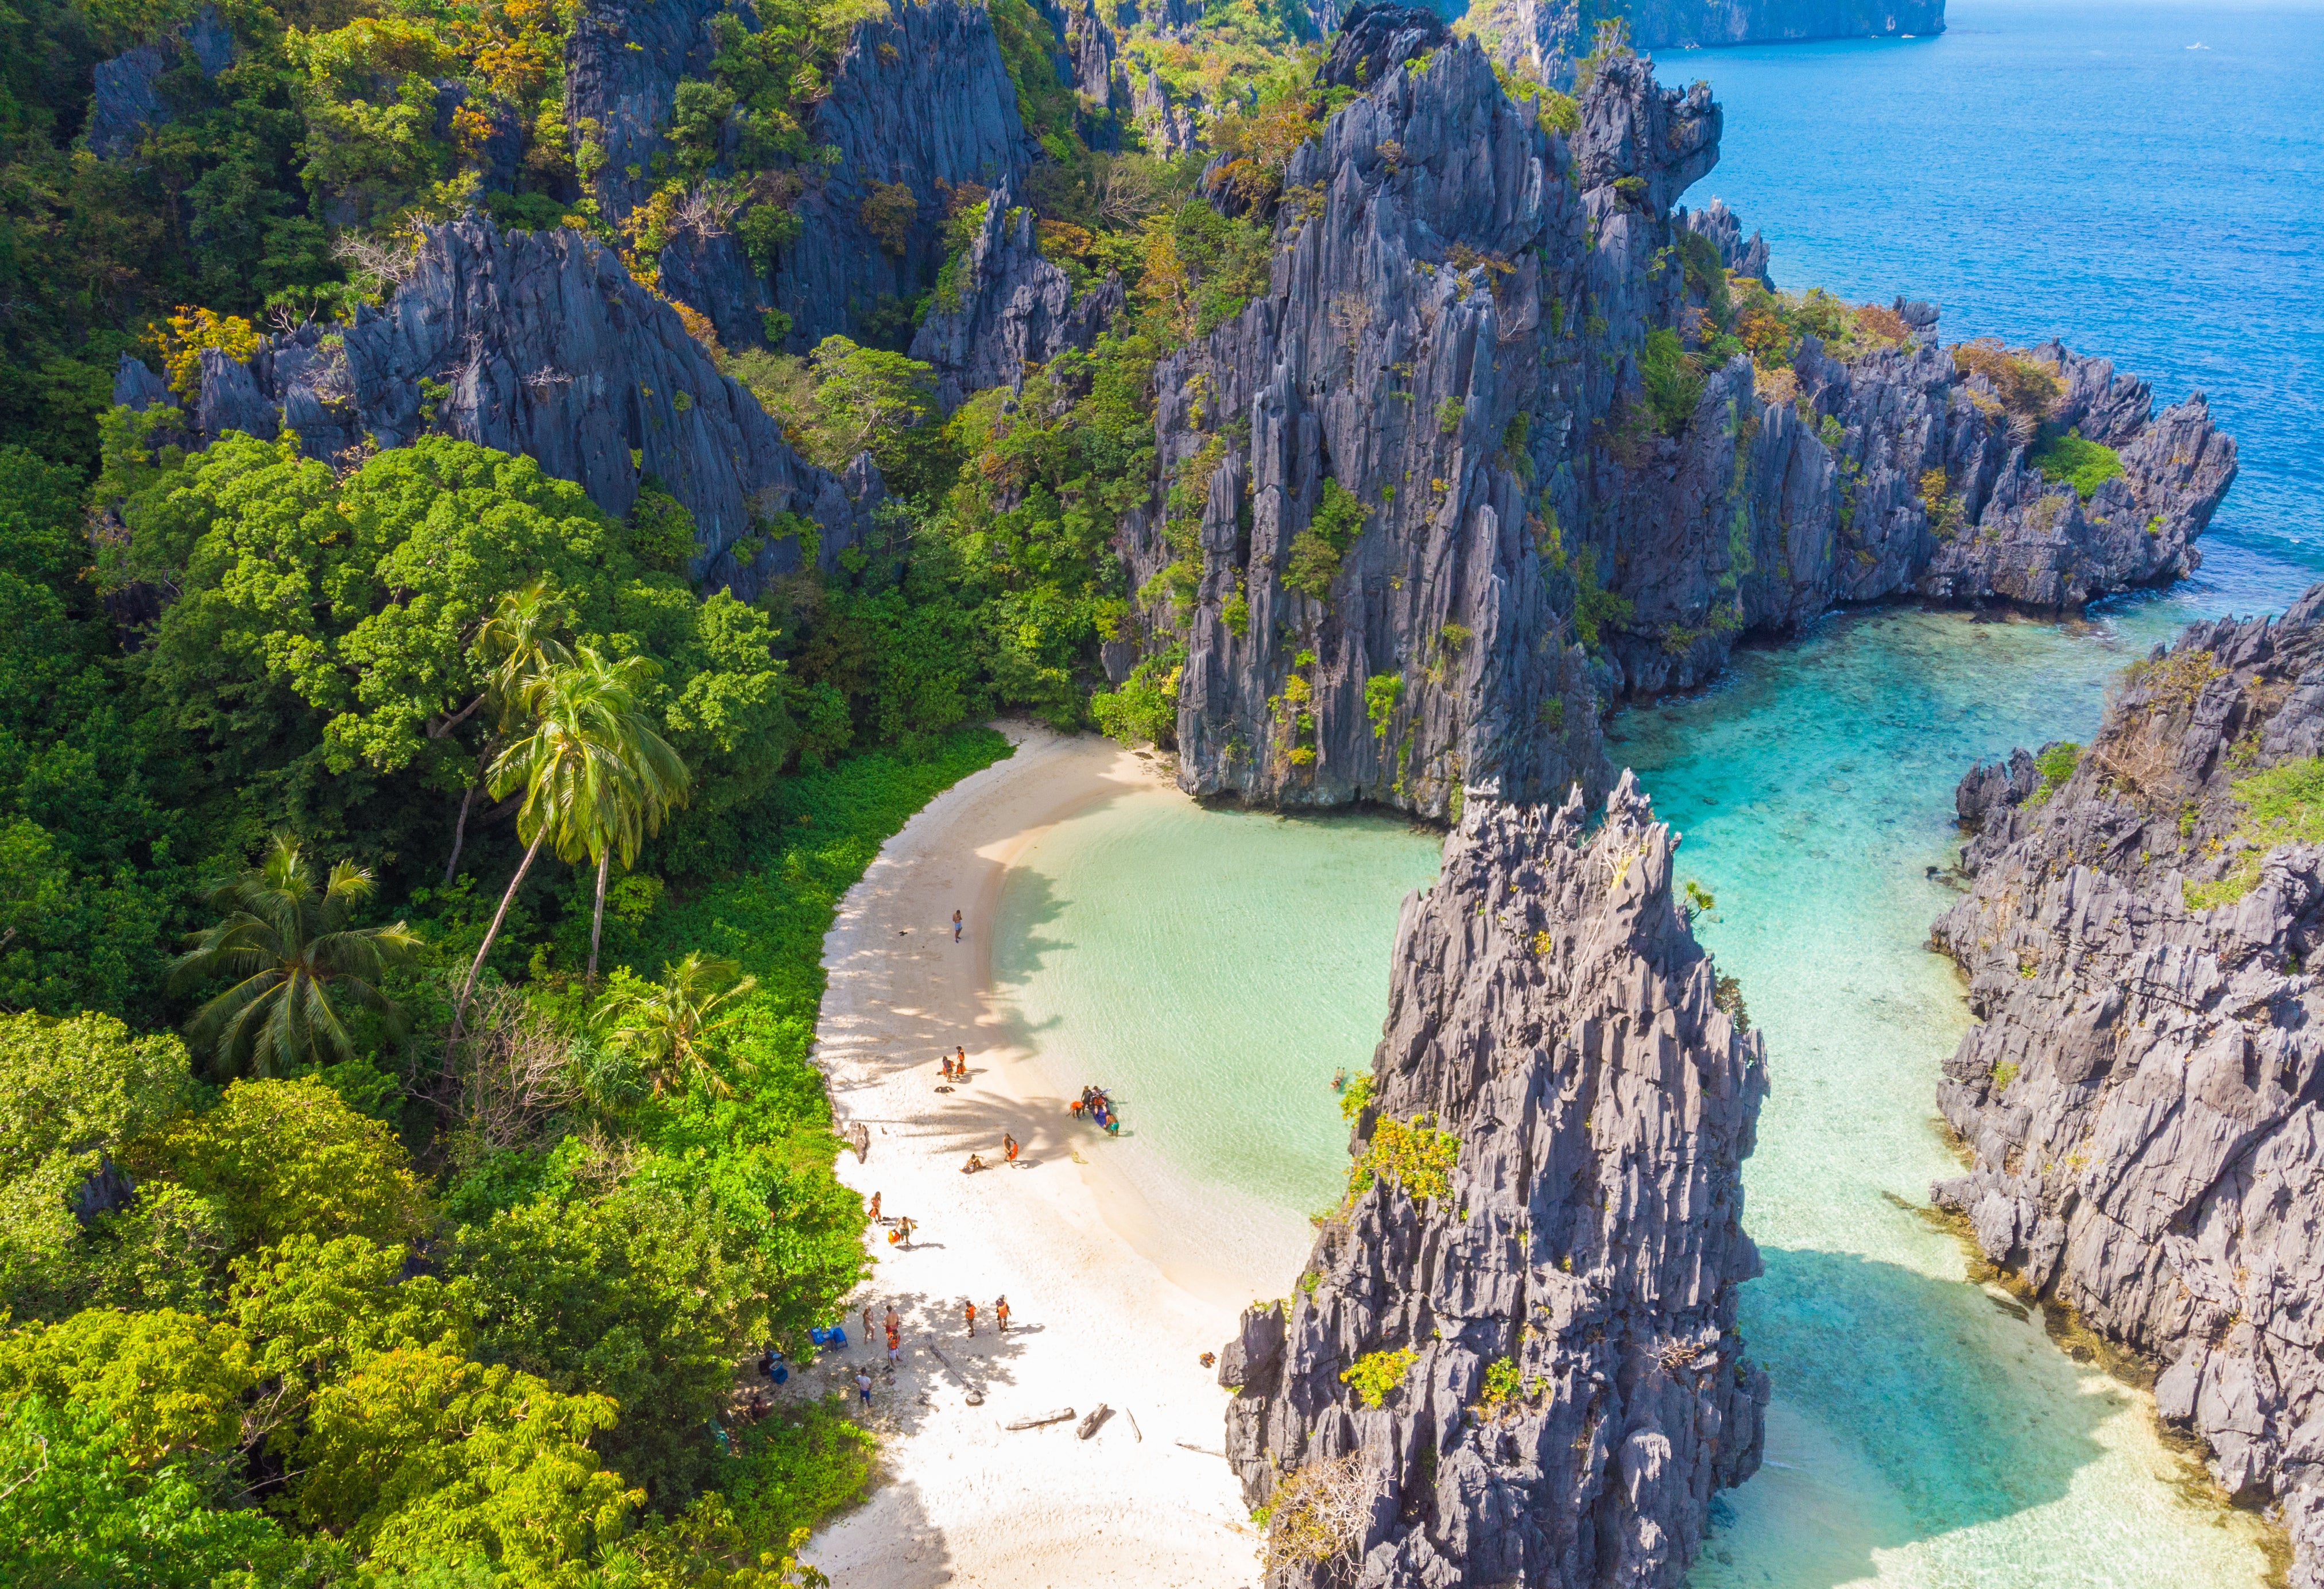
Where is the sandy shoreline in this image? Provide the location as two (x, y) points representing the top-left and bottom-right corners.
(801, 724), (1264, 1588)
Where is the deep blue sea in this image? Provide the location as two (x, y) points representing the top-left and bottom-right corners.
(1661, 0), (2324, 613)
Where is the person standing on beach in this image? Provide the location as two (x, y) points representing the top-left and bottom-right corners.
(886, 1322), (902, 1364)
(885, 1305), (900, 1337)
(955, 1045), (968, 1077)
(861, 1304), (874, 1343)
(963, 1298), (977, 1336)
(996, 1295), (1010, 1333)
(855, 1368), (873, 1408)
(867, 1190), (881, 1222)
(1004, 1133), (1018, 1165)
(952, 908), (963, 942)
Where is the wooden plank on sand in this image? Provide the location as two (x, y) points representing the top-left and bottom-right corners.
(1005, 1408), (1074, 1431)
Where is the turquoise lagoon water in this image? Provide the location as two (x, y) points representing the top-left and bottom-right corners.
(989, 2), (2324, 1581)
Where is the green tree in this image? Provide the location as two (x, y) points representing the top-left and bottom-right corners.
(450, 1174), (770, 1504)
(127, 1077), (435, 1256)
(170, 833), (422, 1077)
(441, 579), (576, 884)
(593, 952), (758, 1097)
(454, 649), (688, 1037)
(804, 336), (935, 468)
(292, 1344), (638, 1573)
(0, 1011), (196, 1306)
(0, 1397), (346, 1589)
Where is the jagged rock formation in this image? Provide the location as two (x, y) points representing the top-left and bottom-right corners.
(1321, 3), (1448, 90)
(1469, 0), (1944, 82)
(87, 5), (238, 159)
(773, 0), (1036, 350)
(563, 0), (1033, 350)
(1130, 71), (1202, 156)
(1033, 0), (1129, 147)
(1932, 586), (2324, 1584)
(1223, 778), (1769, 1587)
(1114, 38), (2237, 815)
(566, 0), (726, 226)
(1679, 198), (1770, 288)
(119, 216), (876, 591)
(1120, 37), (1619, 815)
(907, 187), (1126, 411)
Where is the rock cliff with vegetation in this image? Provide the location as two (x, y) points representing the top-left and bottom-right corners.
(1105, 21), (2235, 811)
(116, 216), (878, 591)
(1934, 586), (2324, 1583)
(1221, 778), (1769, 1586)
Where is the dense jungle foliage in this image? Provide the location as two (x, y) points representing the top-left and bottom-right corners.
(0, 0), (1334, 1575)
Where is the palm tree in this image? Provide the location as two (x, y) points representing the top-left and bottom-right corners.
(448, 648), (687, 1043)
(171, 834), (421, 1076)
(594, 952), (758, 1097)
(440, 582), (575, 884)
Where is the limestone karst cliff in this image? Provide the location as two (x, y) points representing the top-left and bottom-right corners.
(1222, 776), (1769, 1587)
(1934, 586), (2324, 1584)
(115, 217), (877, 593)
(1111, 24), (2235, 815)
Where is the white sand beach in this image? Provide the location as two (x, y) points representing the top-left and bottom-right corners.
(799, 725), (1266, 1588)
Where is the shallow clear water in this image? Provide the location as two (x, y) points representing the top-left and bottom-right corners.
(991, 1), (2324, 1579)
(990, 797), (1441, 1287)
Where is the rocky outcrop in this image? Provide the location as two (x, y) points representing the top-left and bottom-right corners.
(1032, 0), (1128, 147)
(1931, 586), (2324, 1584)
(1111, 36), (2238, 811)
(87, 5), (238, 159)
(564, 0), (729, 226)
(907, 188), (1126, 410)
(774, 0), (1036, 349)
(119, 216), (876, 591)
(1223, 778), (1769, 1587)
(1320, 3), (1448, 92)
(1470, 0), (1942, 82)
(1119, 38), (1616, 817)
(1679, 198), (1769, 288)
(1591, 326), (2237, 697)
(1129, 71), (1200, 157)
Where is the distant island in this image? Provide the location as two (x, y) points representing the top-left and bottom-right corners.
(1454, 0), (1945, 78)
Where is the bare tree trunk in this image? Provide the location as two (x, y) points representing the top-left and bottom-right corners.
(444, 782), (478, 884)
(449, 826), (548, 1058)
(588, 849), (610, 985)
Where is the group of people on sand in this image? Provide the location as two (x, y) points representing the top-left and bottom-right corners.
(962, 1131), (1021, 1173)
(938, 1046), (970, 1085)
(866, 1189), (917, 1247)
(1070, 1086), (1122, 1136)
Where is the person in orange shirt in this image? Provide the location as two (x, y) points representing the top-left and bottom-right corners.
(963, 1298), (978, 1336)
(996, 1295), (1011, 1333)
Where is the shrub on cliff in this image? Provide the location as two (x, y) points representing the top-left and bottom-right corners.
(2030, 431), (2125, 500)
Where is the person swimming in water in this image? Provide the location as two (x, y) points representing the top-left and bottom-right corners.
(1331, 1068), (1347, 1092)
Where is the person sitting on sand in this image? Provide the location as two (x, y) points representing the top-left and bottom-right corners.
(962, 1153), (986, 1174)
(1004, 1134), (1018, 1165)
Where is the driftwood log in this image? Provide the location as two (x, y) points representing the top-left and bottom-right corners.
(1005, 1408), (1074, 1432)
